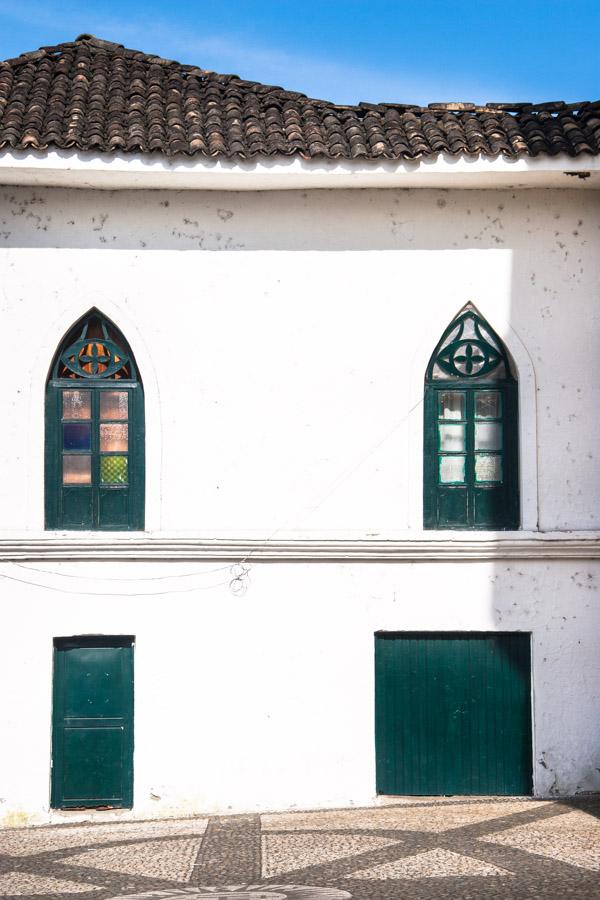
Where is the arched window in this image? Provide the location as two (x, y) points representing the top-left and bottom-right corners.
(45, 310), (145, 530)
(424, 305), (519, 530)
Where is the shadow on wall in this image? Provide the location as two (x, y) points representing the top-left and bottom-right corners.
(4, 182), (600, 797)
(490, 186), (600, 798)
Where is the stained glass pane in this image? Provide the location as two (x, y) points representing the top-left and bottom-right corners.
(100, 424), (128, 452)
(101, 456), (128, 484)
(439, 456), (465, 483)
(438, 392), (465, 420)
(439, 424), (466, 452)
(475, 454), (503, 483)
(62, 390), (91, 420)
(100, 391), (128, 421)
(63, 455), (91, 485)
(63, 423), (91, 451)
(475, 422), (502, 451)
(475, 391), (501, 419)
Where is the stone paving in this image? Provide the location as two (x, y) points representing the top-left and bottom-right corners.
(1, 797), (599, 899)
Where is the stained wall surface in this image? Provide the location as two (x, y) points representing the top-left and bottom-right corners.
(0, 185), (598, 533)
(1, 559), (599, 826)
(0, 185), (599, 825)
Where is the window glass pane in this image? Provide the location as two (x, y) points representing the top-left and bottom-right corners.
(100, 391), (128, 420)
(475, 391), (501, 419)
(63, 455), (91, 485)
(438, 392), (465, 420)
(475, 454), (503, 483)
(100, 424), (129, 452)
(439, 456), (465, 483)
(475, 422), (502, 451)
(101, 456), (128, 484)
(439, 424), (466, 452)
(62, 390), (91, 420)
(63, 423), (91, 451)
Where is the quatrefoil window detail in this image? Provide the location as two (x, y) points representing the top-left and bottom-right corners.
(61, 338), (129, 379)
(54, 312), (135, 380)
(427, 307), (510, 381)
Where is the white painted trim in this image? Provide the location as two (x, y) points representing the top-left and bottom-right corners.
(0, 533), (598, 561)
(26, 295), (163, 532)
(408, 300), (538, 531)
(0, 149), (599, 191)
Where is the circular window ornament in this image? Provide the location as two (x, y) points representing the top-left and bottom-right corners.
(427, 308), (511, 381)
(52, 311), (137, 381)
(60, 338), (130, 379)
(437, 339), (500, 378)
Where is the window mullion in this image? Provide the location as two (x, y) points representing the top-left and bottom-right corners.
(466, 388), (475, 526)
(92, 387), (99, 528)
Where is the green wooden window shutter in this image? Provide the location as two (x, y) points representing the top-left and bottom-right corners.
(45, 310), (145, 530)
(423, 306), (519, 529)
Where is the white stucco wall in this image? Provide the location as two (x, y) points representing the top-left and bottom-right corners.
(0, 184), (599, 825)
(0, 185), (598, 534)
(0, 558), (599, 827)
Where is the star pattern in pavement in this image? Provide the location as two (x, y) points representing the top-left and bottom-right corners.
(0, 797), (599, 899)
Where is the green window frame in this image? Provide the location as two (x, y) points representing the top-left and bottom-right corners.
(45, 310), (145, 530)
(424, 307), (519, 529)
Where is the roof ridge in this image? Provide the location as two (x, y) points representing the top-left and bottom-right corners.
(1, 33), (213, 78)
(74, 33), (122, 49)
(0, 36), (598, 116)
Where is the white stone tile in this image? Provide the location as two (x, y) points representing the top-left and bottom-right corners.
(261, 833), (402, 878)
(0, 871), (101, 894)
(59, 837), (203, 882)
(262, 800), (547, 834)
(0, 819), (208, 857)
(480, 808), (600, 872)
(349, 847), (513, 879)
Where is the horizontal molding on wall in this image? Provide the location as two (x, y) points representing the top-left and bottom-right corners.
(1, 150), (599, 192)
(0, 533), (599, 562)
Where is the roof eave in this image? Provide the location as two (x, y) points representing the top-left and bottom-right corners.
(0, 149), (599, 190)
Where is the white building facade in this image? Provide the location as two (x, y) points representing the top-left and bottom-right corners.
(0, 36), (599, 827)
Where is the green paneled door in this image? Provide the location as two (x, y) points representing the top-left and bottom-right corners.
(51, 637), (134, 809)
(375, 633), (532, 795)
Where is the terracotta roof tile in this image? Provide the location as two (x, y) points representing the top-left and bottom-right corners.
(0, 34), (598, 161)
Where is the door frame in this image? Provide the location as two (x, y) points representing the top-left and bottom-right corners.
(51, 635), (135, 809)
(374, 630), (534, 796)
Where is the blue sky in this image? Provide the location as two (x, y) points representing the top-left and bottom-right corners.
(0, 1), (597, 106)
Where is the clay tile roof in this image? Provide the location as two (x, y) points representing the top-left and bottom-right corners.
(0, 34), (599, 161)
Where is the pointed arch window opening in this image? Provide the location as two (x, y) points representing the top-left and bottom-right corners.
(46, 311), (145, 531)
(52, 312), (138, 381)
(424, 305), (519, 530)
(426, 306), (515, 382)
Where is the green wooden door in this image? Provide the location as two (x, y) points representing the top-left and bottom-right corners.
(375, 632), (532, 795)
(51, 637), (134, 809)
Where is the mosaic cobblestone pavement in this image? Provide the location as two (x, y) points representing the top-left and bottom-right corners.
(1, 797), (599, 899)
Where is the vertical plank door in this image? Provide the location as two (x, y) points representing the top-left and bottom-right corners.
(375, 632), (532, 795)
(51, 636), (134, 809)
